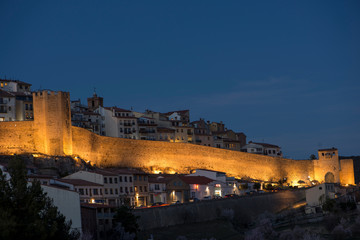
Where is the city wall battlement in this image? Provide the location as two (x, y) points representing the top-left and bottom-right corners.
(0, 91), (355, 184)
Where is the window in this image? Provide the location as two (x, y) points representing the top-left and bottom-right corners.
(104, 177), (107, 184)
(130, 187), (133, 192)
(155, 184), (159, 190)
(134, 175), (137, 181)
(124, 176), (127, 182)
(144, 176), (147, 181)
(109, 178), (113, 184)
(140, 186), (143, 192)
(134, 186), (138, 192)
(181, 129), (183, 133)
(93, 189), (98, 195)
(120, 187), (123, 193)
(125, 187), (128, 193)
(114, 178), (118, 184)
(144, 186), (147, 192)
(119, 176), (122, 182)
(139, 176), (142, 181)
(105, 188), (108, 194)
(110, 189), (113, 194)
(115, 189), (118, 194)
(78, 189), (84, 195)
(129, 176), (132, 182)
(100, 189), (102, 195)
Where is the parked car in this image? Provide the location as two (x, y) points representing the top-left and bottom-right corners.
(171, 200), (181, 205)
(224, 194), (239, 198)
(202, 196), (212, 200)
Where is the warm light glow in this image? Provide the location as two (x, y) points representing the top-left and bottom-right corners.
(90, 198), (95, 203)
(292, 202), (306, 209)
(32, 154), (40, 157)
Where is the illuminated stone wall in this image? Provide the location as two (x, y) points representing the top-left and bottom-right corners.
(340, 159), (355, 185)
(33, 91), (73, 156)
(0, 91), (355, 185)
(71, 126), (314, 182)
(0, 121), (36, 154)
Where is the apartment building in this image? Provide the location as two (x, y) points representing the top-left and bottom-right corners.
(191, 118), (213, 147)
(62, 169), (135, 206)
(241, 141), (282, 157)
(137, 116), (157, 140)
(0, 79), (33, 121)
(97, 106), (139, 139)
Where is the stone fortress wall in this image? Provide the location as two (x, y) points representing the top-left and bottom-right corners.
(0, 91), (355, 185)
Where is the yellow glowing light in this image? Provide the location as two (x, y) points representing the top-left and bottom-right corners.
(90, 198), (95, 203)
(293, 202), (306, 209)
(32, 154), (39, 157)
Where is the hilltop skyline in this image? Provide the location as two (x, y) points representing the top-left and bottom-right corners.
(0, 1), (359, 159)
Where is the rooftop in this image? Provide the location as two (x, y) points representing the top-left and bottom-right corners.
(57, 178), (103, 186)
(179, 176), (214, 185)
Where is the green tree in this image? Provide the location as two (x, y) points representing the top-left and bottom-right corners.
(309, 154), (317, 160)
(0, 157), (79, 240)
(113, 206), (140, 235)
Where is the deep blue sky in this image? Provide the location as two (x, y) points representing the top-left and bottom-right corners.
(1, 1), (359, 159)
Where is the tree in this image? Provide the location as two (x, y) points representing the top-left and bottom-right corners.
(309, 154), (317, 160)
(113, 206), (140, 236)
(0, 157), (79, 240)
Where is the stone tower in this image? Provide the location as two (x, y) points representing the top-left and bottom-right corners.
(32, 91), (73, 156)
(314, 148), (340, 183)
(87, 92), (103, 111)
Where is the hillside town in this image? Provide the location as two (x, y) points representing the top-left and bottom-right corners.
(1, 78), (360, 240)
(0, 78), (282, 156)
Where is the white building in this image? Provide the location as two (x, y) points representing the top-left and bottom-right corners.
(180, 176), (215, 200)
(305, 183), (335, 214)
(188, 169), (228, 197)
(63, 169), (135, 206)
(148, 175), (168, 204)
(241, 141), (282, 157)
(96, 106), (139, 139)
(0, 89), (16, 121)
(42, 184), (82, 233)
(0, 79), (33, 121)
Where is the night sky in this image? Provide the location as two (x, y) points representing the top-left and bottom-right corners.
(1, 1), (359, 159)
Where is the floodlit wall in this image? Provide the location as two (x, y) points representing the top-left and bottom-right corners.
(71, 126), (314, 182)
(0, 91), (354, 185)
(340, 159), (355, 185)
(33, 91), (72, 156)
(0, 121), (35, 154)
